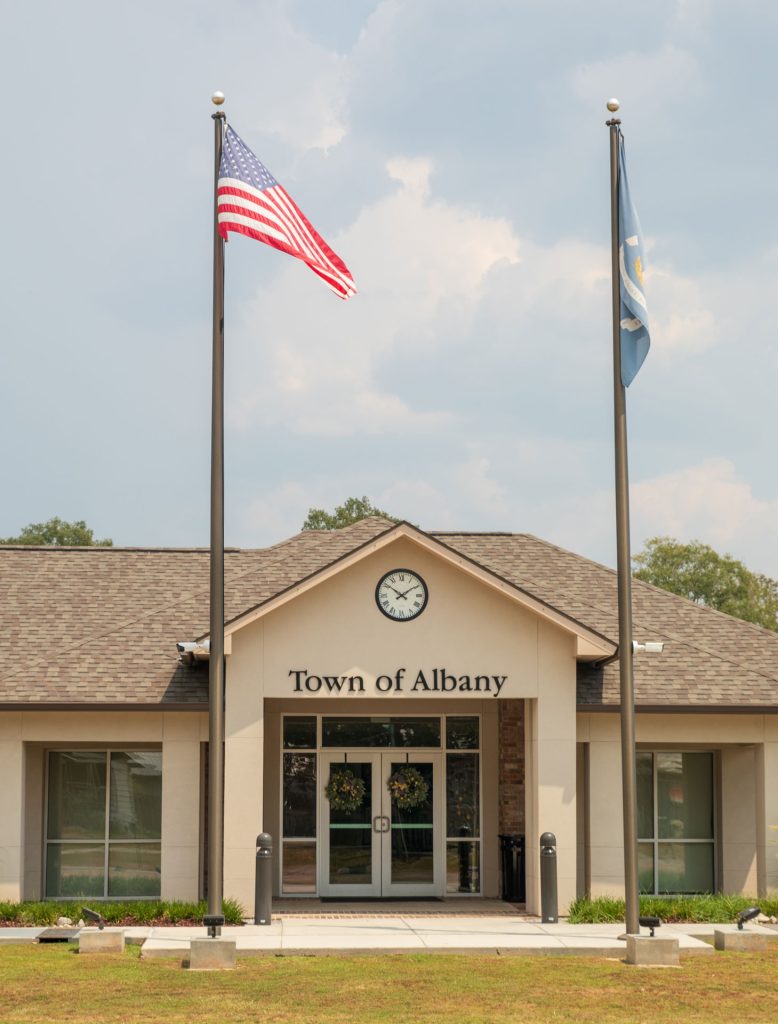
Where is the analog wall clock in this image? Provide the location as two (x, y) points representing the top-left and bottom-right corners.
(375, 569), (428, 621)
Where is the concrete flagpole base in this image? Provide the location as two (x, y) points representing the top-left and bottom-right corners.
(625, 935), (680, 966)
(188, 938), (237, 970)
(78, 928), (126, 954)
(714, 928), (768, 952)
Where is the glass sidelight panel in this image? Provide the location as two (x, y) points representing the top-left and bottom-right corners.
(446, 754), (479, 837)
(282, 842), (316, 893)
(389, 761), (434, 884)
(446, 841), (480, 893)
(328, 762), (373, 884)
(283, 754), (317, 837)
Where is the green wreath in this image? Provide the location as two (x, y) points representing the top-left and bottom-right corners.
(387, 766), (429, 810)
(325, 769), (366, 812)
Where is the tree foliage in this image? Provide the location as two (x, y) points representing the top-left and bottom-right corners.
(633, 536), (778, 631)
(0, 517), (113, 547)
(301, 496), (399, 531)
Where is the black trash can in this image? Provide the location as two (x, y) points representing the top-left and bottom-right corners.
(499, 834), (526, 903)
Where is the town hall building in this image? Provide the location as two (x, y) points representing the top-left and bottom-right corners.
(1, 517), (776, 915)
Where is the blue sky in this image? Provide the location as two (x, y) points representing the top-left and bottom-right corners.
(2, 0), (777, 576)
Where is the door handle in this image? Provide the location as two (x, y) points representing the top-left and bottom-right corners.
(373, 815), (382, 833)
(381, 815), (391, 833)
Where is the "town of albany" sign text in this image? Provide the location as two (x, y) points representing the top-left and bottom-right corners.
(289, 667), (507, 697)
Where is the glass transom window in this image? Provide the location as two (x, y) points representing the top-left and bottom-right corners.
(45, 750), (162, 899)
(321, 716), (441, 748)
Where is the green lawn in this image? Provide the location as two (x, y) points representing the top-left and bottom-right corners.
(1, 945), (778, 1024)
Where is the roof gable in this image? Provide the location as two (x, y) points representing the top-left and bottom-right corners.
(218, 520), (616, 660)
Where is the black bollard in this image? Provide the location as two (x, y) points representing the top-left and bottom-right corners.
(540, 832), (557, 924)
(254, 832), (273, 926)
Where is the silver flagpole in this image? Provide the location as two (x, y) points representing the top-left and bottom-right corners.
(207, 91), (226, 922)
(606, 99), (640, 937)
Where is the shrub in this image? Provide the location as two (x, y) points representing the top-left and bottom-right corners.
(567, 894), (778, 924)
(0, 898), (244, 927)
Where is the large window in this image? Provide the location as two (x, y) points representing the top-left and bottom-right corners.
(637, 751), (715, 895)
(45, 750), (162, 899)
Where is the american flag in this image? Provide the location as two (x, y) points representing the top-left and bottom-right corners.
(217, 125), (356, 299)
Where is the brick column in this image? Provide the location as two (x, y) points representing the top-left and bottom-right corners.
(498, 699), (525, 835)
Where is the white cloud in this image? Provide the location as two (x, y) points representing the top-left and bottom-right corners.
(673, 0), (713, 31)
(227, 154), (519, 437)
(229, 6), (351, 151)
(493, 457), (778, 581)
(631, 458), (778, 574)
(239, 481), (314, 541)
(647, 263), (718, 359)
(451, 453), (509, 520)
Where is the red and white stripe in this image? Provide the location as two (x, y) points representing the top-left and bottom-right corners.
(217, 177), (356, 299)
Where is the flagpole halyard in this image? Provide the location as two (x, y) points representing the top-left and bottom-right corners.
(607, 100), (640, 937)
(207, 93), (226, 924)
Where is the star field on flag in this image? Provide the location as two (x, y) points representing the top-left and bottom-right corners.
(217, 125), (356, 299)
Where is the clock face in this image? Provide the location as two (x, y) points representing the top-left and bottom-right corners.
(375, 569), (429, 621)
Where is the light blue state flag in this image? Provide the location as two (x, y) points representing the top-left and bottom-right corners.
(618, 136), (650, 386)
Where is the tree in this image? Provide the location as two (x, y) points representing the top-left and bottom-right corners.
(0, 517), (113, 547)
(633, 536), (778, 632)
(301, 496), (399, 531)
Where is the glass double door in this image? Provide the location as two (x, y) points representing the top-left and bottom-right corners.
(320, 751), (442, 898)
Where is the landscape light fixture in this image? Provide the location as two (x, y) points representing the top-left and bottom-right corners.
(736, 907), (761, 930)
(204, 914), (225, 939)
(632, 641), (665, 654)
(81, 907), (106, 930)
(638, 916), (662, 938)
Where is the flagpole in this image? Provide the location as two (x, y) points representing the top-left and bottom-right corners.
(607, 99), (640, 937)
(207, 91), (226, 922)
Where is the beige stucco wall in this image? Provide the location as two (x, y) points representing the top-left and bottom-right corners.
(760, 716), (778, 895)
(578, 712), (778, 898)
(259, 538), (544, 702)
(524, 623), (578, 916)
(224, 536), (579, 912)
(0, 714), (24, 902)
(0, 710), (206, 902)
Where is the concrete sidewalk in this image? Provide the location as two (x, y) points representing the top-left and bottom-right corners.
(3, 918), (776, 958)
(137, 919), (737, 958)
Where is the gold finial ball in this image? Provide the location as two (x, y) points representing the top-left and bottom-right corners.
(606, 98), (620, 112)
(211, 91), (225, 106)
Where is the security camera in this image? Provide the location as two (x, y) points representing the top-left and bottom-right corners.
(632, 641), (665, 654)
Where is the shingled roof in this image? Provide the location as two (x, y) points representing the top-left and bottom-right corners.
(1, 517), (776, 709)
